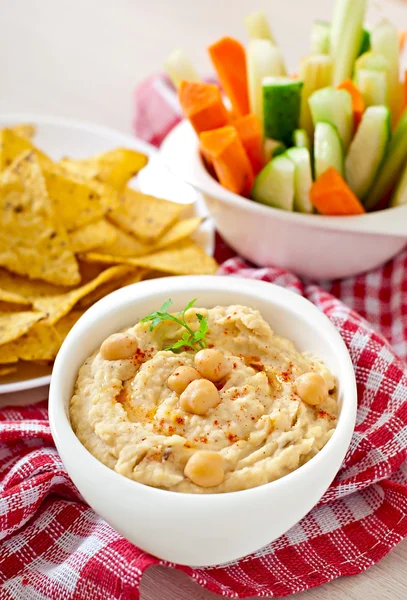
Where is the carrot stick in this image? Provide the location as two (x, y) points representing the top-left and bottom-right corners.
(178, 81), (229, 134)
(208, 37), (250, 117)
(399, 30), (407, 53)
(338, 79), (365, 130)
(200, 126), (254, 196)
(233, 114), (264, 175)
(310, 167), (366, 216)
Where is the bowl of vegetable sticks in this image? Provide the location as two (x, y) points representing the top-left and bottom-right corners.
(161, 0), (407, 279)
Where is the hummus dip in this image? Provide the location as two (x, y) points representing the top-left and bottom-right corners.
(70, 305), (338, 493)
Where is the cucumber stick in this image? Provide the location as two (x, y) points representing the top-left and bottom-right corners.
(314, 122), (344, 178)
(345, 106), (390, 199)
(251, 155), (294, 211)
(164, 49), (199, 88)
(293, 129), (311, 150)
(285, 148), (314, 213)
(391, 162), (407, 207)
(371, 19), (403, 125)
(365, 109), (407, 209)
(330, 0), (367, 85)
(311, 21), (331, 55)
(262, 77), (303, 145)
(263, 138), (286, 162)
(247, 40), (286, 125)
(309, 87), (353, 150)
(359, 29), (371, 56)
(245, 11), (276, 44)
(355, 69), (388, 107)
(299, 54), (333, 139)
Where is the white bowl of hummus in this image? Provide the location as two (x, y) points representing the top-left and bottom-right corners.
(49, 275), (357, 566)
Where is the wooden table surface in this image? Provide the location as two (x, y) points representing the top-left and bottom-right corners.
(1, 0), (407, 597)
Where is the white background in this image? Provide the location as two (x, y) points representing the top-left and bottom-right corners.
(1, 0), (406, 133)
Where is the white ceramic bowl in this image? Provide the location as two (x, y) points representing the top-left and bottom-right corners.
(160, 121), (407, 280)
(49, 275), (357, 566)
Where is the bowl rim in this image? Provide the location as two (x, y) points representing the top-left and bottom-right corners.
(49, 275), (357, 502)
(160, 120), (407, 238)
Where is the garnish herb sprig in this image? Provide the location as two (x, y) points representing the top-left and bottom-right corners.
(140, 299), (208, 352)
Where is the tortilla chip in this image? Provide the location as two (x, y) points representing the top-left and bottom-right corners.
(127, 239), (218, 275)
(91, 217), (203, 259)
(82, 239), (218, 275)
(54, 310), (85, 340)
(0, 365), (17, 376)
(77, 268), (145, 308)
(75, 279), (124, 308)
(109, 188), (184, 243)
(0, 322), (61, 363)
(0, 365), (17, 377)
(0, 311), (45, 345)
(0, 289), (31, 307)
(0, 128), (51, 172)
(9, 124), (36, 139)
(116, 269), (149, 286)
(44, 164), (119, 231)
(0, 268), (71, 299)
(59, 148), (148, 191)
(91, 225), (149, 258)
(153, 217), (203, 250)
(0, 152), (80, 286)
(32, 265), (134, 325)
(77, 252), (125, 266)
(77, 260), (106, 284)
(69, 219), (118, 253)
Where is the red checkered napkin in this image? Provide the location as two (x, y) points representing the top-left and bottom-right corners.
(0, 78), (407, 599)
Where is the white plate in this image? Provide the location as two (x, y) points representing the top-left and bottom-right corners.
(0, 114), (214, 403)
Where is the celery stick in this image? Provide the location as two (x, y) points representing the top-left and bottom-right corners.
(355, 51), (389, 73)
(245, 11), (276, 44)
(311, 21), (331, 55)
(311, 21), (369, 57)
(355, 69), (388, 107)
(371, 19), (403, 126)
(164, 49), (199, 88)
(247, 40), (286, 126)
(330, 0), (367, 85)
(262, 77), (303, 145)
(365, 108), (407, 209)
(299, 54), (333, 139)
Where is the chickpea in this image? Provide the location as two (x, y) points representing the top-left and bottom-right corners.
(100, 332), (138, 361)
(296, 372), (328, 406)
(167, 366), (201, 394)
(194, 349), (231, 382)
(184, 450), (224, 487)
(180, 379), (220, 415)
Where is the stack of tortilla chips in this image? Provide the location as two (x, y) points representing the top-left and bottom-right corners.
(0, 125), (217, 379)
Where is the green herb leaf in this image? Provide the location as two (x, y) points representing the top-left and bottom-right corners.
(160, 299), (173, 313)
(182, 298), (197, 317)
(141, 298), (209, 353)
